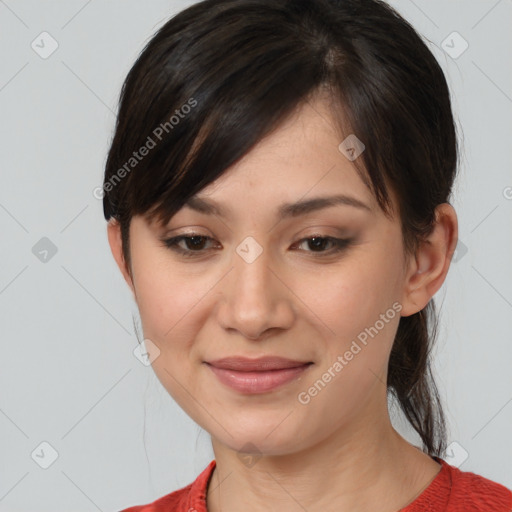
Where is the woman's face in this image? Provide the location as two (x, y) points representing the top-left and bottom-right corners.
(120, 98), (414, 456)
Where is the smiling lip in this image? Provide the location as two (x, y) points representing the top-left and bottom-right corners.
(205, 357), (313, 394)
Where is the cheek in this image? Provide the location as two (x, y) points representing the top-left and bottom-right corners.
(130, 253), (215, 420)
(302, 245), (403, 378)
(130, 247), (209, 351)
(292, 259), (402, 432)
(307, 255), (401, 335)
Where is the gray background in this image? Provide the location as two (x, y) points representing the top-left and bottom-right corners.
(0, 1), (511, 510)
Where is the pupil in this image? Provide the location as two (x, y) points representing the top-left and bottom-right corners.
(309, 237), (326, 251)
(189, 236), (204, 249)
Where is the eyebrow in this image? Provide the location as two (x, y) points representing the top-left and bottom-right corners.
(184, 193), (372, 219)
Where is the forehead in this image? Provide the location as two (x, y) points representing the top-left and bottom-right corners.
(184, 96), (380, 218)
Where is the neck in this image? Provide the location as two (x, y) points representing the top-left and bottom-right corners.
(206, 404), (441, 512)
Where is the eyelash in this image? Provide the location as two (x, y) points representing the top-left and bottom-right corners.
(160, 233), (353, 258)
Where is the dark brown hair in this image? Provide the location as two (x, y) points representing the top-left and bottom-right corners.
(103, 0), (458, 456)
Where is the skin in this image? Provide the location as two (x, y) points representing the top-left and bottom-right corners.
(108, 95), (458, 512)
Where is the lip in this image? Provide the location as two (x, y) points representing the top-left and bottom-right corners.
(204, 357), (313, 394)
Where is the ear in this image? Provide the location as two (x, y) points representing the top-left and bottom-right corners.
(400, 203), (458, 317)
(107, 219), (135, 295)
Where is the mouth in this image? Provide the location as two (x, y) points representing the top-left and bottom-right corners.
(204, 356), (313, 394)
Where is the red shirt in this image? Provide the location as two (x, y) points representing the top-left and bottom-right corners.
(120, 457), (512, 511)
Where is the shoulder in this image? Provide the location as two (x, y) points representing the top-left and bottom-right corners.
(444, 459), (512, 511)
(119, 460), (216, 512)
(119, 483), (192, 512)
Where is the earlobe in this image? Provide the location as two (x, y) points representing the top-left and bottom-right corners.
(400, 203), (458, 317)
(107, 219), (135, 294)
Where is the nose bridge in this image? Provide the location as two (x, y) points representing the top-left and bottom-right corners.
(220, 235), (290, 339)
(232, 235), (274, 308)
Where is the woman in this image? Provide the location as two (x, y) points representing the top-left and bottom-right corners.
(103, 0), (512, 510)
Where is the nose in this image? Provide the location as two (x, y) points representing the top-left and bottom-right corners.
(217, 242), (295, 341)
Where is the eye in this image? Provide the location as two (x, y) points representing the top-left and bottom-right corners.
(293, 236), (353, 254)
(161, 233), (353, 258)
(161, 234), (218, 256)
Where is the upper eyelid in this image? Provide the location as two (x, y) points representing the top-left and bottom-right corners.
(166, 225), (352, 238)
(167, 232), (343, 243)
